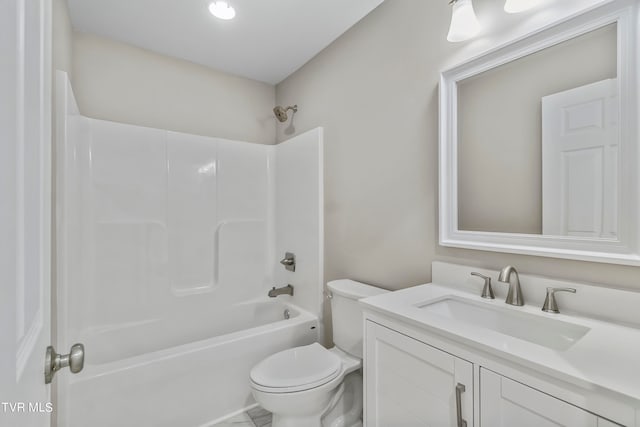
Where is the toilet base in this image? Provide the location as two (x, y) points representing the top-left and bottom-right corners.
(255, 371), (363, 427)
(271, 415), (362, 427)
(321, 372), (362, 427)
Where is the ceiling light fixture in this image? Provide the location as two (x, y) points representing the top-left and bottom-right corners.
(447, 0), (481, 43)
(209, 1), (236, 20)
(504, 0), (543, 14)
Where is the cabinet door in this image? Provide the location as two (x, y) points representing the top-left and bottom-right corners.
(480, 368), (599, 427)
(365, 321), (473, 427)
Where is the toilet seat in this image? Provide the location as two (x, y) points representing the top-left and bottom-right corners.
(250, 343), (342, 393)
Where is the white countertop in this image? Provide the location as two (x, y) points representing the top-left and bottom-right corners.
(360, 281), (640, 404)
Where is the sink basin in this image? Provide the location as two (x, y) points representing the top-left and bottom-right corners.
(418, 297), (590, 351)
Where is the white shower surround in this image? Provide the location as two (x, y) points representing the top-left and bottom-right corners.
(55, 72), (324, 426)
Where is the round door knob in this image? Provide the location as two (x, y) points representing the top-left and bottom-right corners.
(44, 343), (85, 384)
(68, 343), (85, 374)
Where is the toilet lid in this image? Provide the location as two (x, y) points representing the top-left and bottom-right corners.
(250, 343), (342, 391)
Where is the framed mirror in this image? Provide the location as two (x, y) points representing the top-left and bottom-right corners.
(439, 1), (640, 265)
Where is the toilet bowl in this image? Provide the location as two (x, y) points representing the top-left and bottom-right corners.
(250, 344), (361, 427)
(249, 280), (388, 427)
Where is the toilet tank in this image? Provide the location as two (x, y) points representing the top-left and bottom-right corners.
(327, 279), (388, 359)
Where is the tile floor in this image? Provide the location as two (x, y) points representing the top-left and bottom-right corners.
(214, 407), (272, 427)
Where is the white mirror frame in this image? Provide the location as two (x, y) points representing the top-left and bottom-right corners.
(439, 1), (640, 266)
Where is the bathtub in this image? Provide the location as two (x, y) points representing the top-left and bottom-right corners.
(58, 299), (318, 427)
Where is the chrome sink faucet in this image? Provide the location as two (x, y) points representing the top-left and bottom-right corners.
(268, 284), (294, 298)
(498, 265), (524, 306)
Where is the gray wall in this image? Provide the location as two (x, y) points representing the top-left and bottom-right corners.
(58, 0), (639, 346)
(275, 0), (640, 341)
(72, 32), (276, 144)
(458, 24), (617, 234)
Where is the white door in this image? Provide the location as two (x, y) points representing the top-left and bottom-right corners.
(542, 79), (618, 237)
(364, 321), (474, 427)
(479, 369), (619, 427)
(0, 0), (52, 426)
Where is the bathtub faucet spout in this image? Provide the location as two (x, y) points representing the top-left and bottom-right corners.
(268, 284), (294, 298)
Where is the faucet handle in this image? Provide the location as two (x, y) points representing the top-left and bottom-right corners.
(280, 252), (296, 272)
(542, 287), (576, 314)
(471, 272), (494, 300)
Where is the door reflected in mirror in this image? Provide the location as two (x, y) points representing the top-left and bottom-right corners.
(457, 24), (618, 238)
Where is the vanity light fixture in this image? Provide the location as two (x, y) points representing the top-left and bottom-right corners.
(504, 0), (544, 14)
(209, 1), (236, 20)
(447, 0), (482, 43)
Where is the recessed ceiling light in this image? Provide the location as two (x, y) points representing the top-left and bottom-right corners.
(209, 1), (236, 20)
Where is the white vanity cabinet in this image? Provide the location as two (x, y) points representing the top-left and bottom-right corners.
(360, 262), (640, 426)
(480, 369), (620, 427)
(364, 321), (473, 427)
(364, 318), (629, 427)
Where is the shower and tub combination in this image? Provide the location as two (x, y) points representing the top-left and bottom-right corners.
(54, 72), (324, 427)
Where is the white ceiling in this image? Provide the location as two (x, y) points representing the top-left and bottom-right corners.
(67, 0), (385, 84)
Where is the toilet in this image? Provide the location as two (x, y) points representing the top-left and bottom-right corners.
(249, 279), (388, 427)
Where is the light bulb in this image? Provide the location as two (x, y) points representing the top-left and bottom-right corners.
(504, 0), (543, 14)
(209, 1), (236, 20)
(447, 0), (481, 43)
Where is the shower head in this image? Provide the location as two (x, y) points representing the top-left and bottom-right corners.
(273, 105), (298, 122)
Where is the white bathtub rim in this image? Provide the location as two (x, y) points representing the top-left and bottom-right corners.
(82, 296), (298, 337)
(71, 302), (318, 381)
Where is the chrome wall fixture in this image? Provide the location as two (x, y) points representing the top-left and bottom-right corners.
(280, 252), (296, 271)
(273, 105), (298, 123)
(268, 284), (294, 298)
(447, 0), (546, 42)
